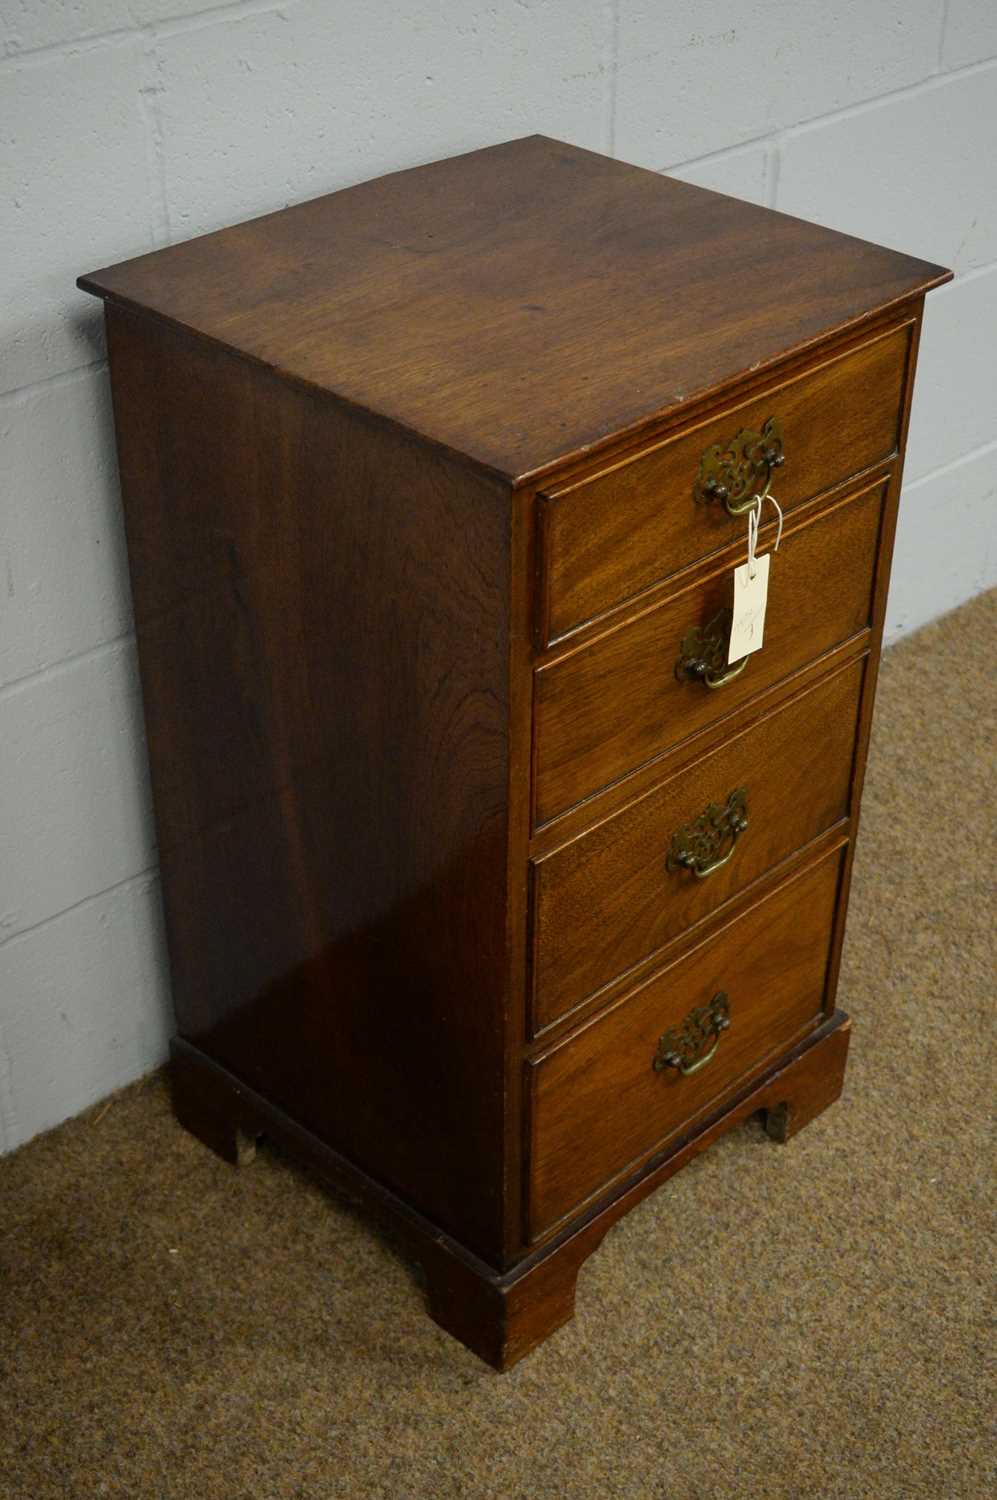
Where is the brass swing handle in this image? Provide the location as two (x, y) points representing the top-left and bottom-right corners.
(701, 656), (747, 690)
(675, 608), (748, 691)
(654, 991), (731, 1077)
(693, 416), (785, 517)
(666, 787), (748, 879)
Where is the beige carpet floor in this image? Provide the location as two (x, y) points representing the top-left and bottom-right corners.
(1, 591), (993, 1500)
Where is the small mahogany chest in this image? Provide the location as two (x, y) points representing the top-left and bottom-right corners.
(80, 136), (950, 1368)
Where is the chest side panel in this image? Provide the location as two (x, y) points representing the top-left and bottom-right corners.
(105, 305), (513, 1260)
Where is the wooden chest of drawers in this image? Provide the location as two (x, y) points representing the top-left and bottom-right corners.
(80, 136), (950, 1369)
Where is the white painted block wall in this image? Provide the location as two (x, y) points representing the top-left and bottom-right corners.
(1, 1), (994, 1153)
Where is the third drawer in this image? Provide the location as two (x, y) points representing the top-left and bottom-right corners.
(529, 652), (864, 1034)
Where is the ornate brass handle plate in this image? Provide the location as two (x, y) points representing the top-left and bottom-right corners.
(654, 991), (731, 1077)
(675, 608), (748, 690)
(693, 416), (785, 516)
(666, 787), (748, 879)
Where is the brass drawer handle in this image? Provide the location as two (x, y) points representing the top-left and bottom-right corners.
(666, 787), (748, 879)
(675, 608), (748, 690)
(693, 416), (785, 516)
(654, 991), (731, 1076)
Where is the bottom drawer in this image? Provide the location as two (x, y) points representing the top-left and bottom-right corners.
(527, 847), (844, 1238)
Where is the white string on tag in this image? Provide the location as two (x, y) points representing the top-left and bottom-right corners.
(745, 491), (784, 577)
(746, 497), (761, 578)
(767, 491), (784, 552)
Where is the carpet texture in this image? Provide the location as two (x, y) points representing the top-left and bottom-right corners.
(1, 591), (993, 1500)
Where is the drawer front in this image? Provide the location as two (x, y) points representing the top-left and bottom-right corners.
(534, 477), (884, 827)
(527, 848), (843, 1237)
(531, 655), (863, 1034)
(538, 320), (910, 645)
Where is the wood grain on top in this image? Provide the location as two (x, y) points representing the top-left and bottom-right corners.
(79, 135), (950, 483)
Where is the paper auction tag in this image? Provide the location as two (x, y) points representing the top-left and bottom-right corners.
(728, 551), (770, 662)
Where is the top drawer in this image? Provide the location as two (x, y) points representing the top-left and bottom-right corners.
(536, 320), (912, 645)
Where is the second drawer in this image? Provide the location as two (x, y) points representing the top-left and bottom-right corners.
(530, 654), (864, 1033)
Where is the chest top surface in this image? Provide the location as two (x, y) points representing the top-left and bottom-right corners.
(80, 134), (949, 484)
